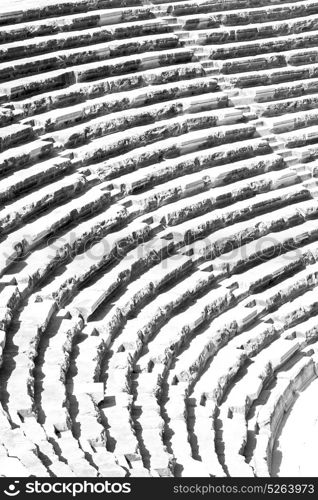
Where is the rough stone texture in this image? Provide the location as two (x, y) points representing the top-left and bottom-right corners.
(1, 0), (318, 480)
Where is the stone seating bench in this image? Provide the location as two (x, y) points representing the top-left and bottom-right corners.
(44, 105), (237, 150)
(71, 122), (255, 166)
(94, 136), (269, 181)
(33, 89), (227, 135)
(223, 62), (318, 88)
(17, 75), (217, 120)
(107, 150), (282, 197)
(0, 175), (110, 235)
(208, 32), (318, 61)
(0, 156), (72, 206)
(180, 1), (318, 29)
(0, 61), (205, 102)
(0, 139), (54, 177)
(0, 17), (177, 44)
(190, 16), (318, 46)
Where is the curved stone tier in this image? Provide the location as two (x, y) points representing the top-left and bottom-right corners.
(0, 0), (318, 477)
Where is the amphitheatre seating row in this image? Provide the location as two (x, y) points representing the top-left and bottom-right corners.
(171, 303), (265, 386)
(137, 285), (235, 371)
(210, 205), (318, 272)
(44, 107), (238, 150)
(214, 46), (318, 76)
(174, 197), (309, 254)
(253, 353), (318, 476)
(151, 183), (310, 229)
(221, 238), (318, 295)
(271, 288), (318, 329)
(33, 90), (229, 135)
(219, 339), (305, 477)
(0, 1), (153, 27)
(241, 78), (318, 104)
(189, 331), (297, 476)
(0, 46), (196, 84)
(262, 108), (318, 134)
(130, 231), (318, 476)
(70, 121), (255, 166)
(0, 204), (130, 309)
(95, 137), (272, 180)
(180, 1), (318, 29)
(2, 0), (318, 479)
(5, 300), (56, 419)
(208, 32), (318, 61)
(137, 302), (274, 476)
(108, 151), (283, 196)
(0, 157), (72, 205)
(110, 236), (316, 384)
(0, 21), (184, 63)
(254, 260), (318, 310)
(0, 139), (54, 177)
(1, 0), (316, 29)
(69, 250), (190, 323)
(0, 17), (179, 45)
